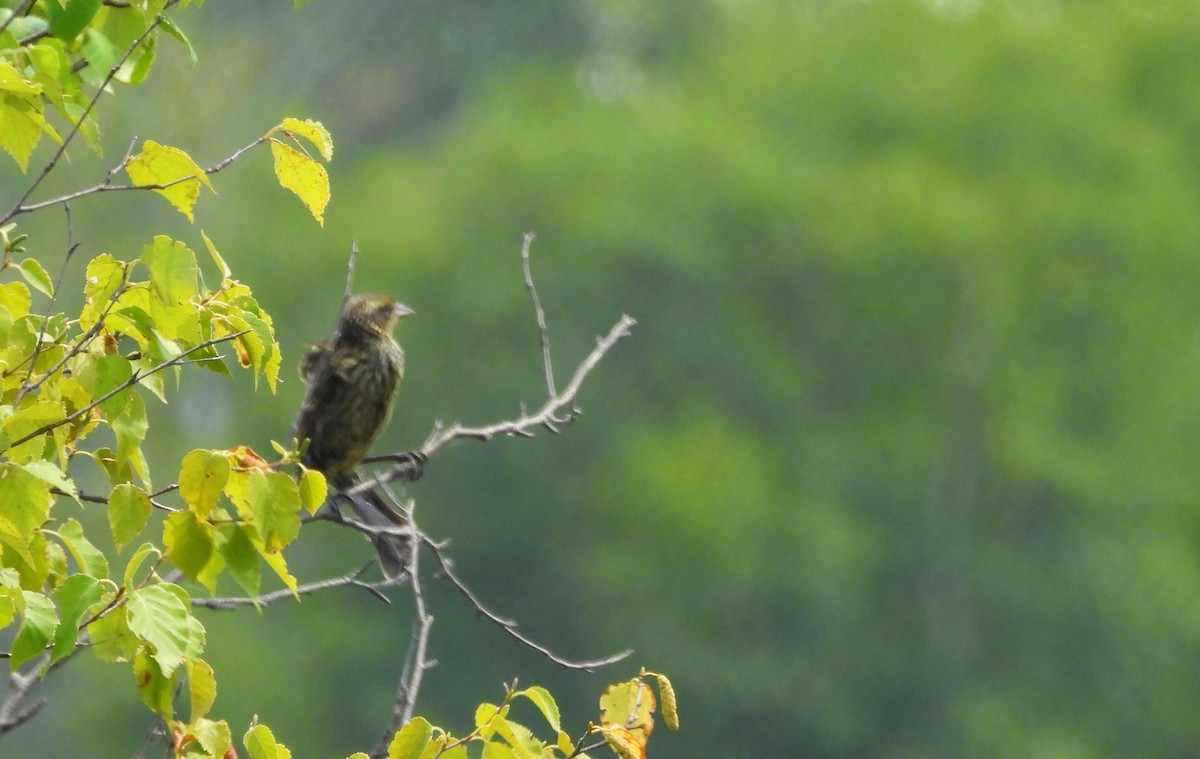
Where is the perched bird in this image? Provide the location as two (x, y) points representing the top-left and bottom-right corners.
(293, 293), (416, 579)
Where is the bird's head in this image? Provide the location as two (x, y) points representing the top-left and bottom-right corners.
(345, 293), (414, 336)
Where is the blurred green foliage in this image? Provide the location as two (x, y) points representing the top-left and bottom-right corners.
(7, 0), (1200, 757)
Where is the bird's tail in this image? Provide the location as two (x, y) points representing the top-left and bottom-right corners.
(338, 476), (412, 580)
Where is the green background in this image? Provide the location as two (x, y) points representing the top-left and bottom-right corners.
(5, 1), (1200, 756)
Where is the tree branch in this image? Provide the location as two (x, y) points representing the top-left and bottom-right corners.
(421, 314), (635, 455)
(4, 330), (248, 451)
(424, 534), (633, 671)
(373, 499), (434, 756)
(193, 562), (396, 610)
(10, 134), (269, 218)
(0, 657), (48, 737)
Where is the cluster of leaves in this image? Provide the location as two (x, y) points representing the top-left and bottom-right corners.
(375, 672), (678, 759)
(0, 0), (200, 170)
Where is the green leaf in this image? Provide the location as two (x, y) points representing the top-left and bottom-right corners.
(125, 583), (194, 676)
(71, 353), (133, 420)
(159, 15), (198, 66)
(0, 280), (31, 319)
(139, 235), (201, 340)
(122, 542), (159, 589)
(0, 461), (53, 537)
(191, 718), (232, 759)
(269, 139), (329, 225)
(517, 686), (561, 732)
(1, 400), (65, 463)
(0, 93), (49, 171)
(179, 449), (229, 519)
(108, 483), (152, 548)
(388, 717), (432, 759)
(21, 459), (76, 499)
(244, 724), (291, 759)
(298, 467), (326, 515)
(88, 603), (137, 662)
(133, 644), (175, 716)
(217, 524), (260, 598)
(163, 510), (214, 581)
(57, 518), (109, 578)
(78, 28), (117, 87)
(187, 658), (216, 722)
(482, 742), (517, 759)
(10, 590), (57, 668)
(17, 258), (54, 297)
(80, 253), (126, 330)
(226, 470), (300, 552)
(44, 0), (102, 42)
(111, 392), (149, 484)
(200, 230), (231, 280)
(48, 573), (102, 665)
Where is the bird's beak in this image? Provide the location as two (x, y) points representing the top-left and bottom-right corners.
(393, 302), (415, 319)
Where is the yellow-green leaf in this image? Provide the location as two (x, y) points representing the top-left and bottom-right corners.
(125, 141), (214, 222)
(18, 258), (54, 297)
(179, 449), (229, 519)
(108, 483), (152, 548)
(0, 461), (53, 536)
(275, 117), (333, 161)
(200, 229), (231, 280)
(187, 658), (217, 722)
(57, 518), (109, 578)
(0, 63), (42, 95)
(133, 644), (175, 716)
(191, 717), (233, 759)
(270, 139), (329, 225)
(0, 281), (32, 319)
(517, 686), (561, 732)
(80, 253), (126, 330)
(163, 510), (214, 581)
(388, 716), (432, 759)
(244, 724), (292, 759)
(298, 467), (326, 515)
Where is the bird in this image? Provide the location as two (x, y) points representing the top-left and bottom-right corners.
(293, 293), (418, 579)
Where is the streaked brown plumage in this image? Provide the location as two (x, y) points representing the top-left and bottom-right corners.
(294, 293), (414, 578)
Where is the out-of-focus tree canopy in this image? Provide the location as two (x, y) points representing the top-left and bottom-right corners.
(7, 1), (1200, 757)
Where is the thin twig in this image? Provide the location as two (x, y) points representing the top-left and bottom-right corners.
(12, 134), (268, 217)
(421, 314), (636, 455)
(15, 205), (79, 402)
(374, 500), (434, 756)
(5, 330), (247, 451)
(425, 534), (633, 671)
(8, 267), (129, 396)
(520, 232), (557, 401)
(0, 0), (36, 38)
(193, 562), (396, 610)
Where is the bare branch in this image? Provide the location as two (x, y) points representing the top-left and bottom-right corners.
(374, 500), (434, 755)
(421, 314), (636, 455)
(4, 330), (248, 451)
(0, 657), (48, 736)
(15, 204), (80, 402)
(193, 562), (396, 610)
(520, 232), (557, 401)
(425, 534), (633, 671)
